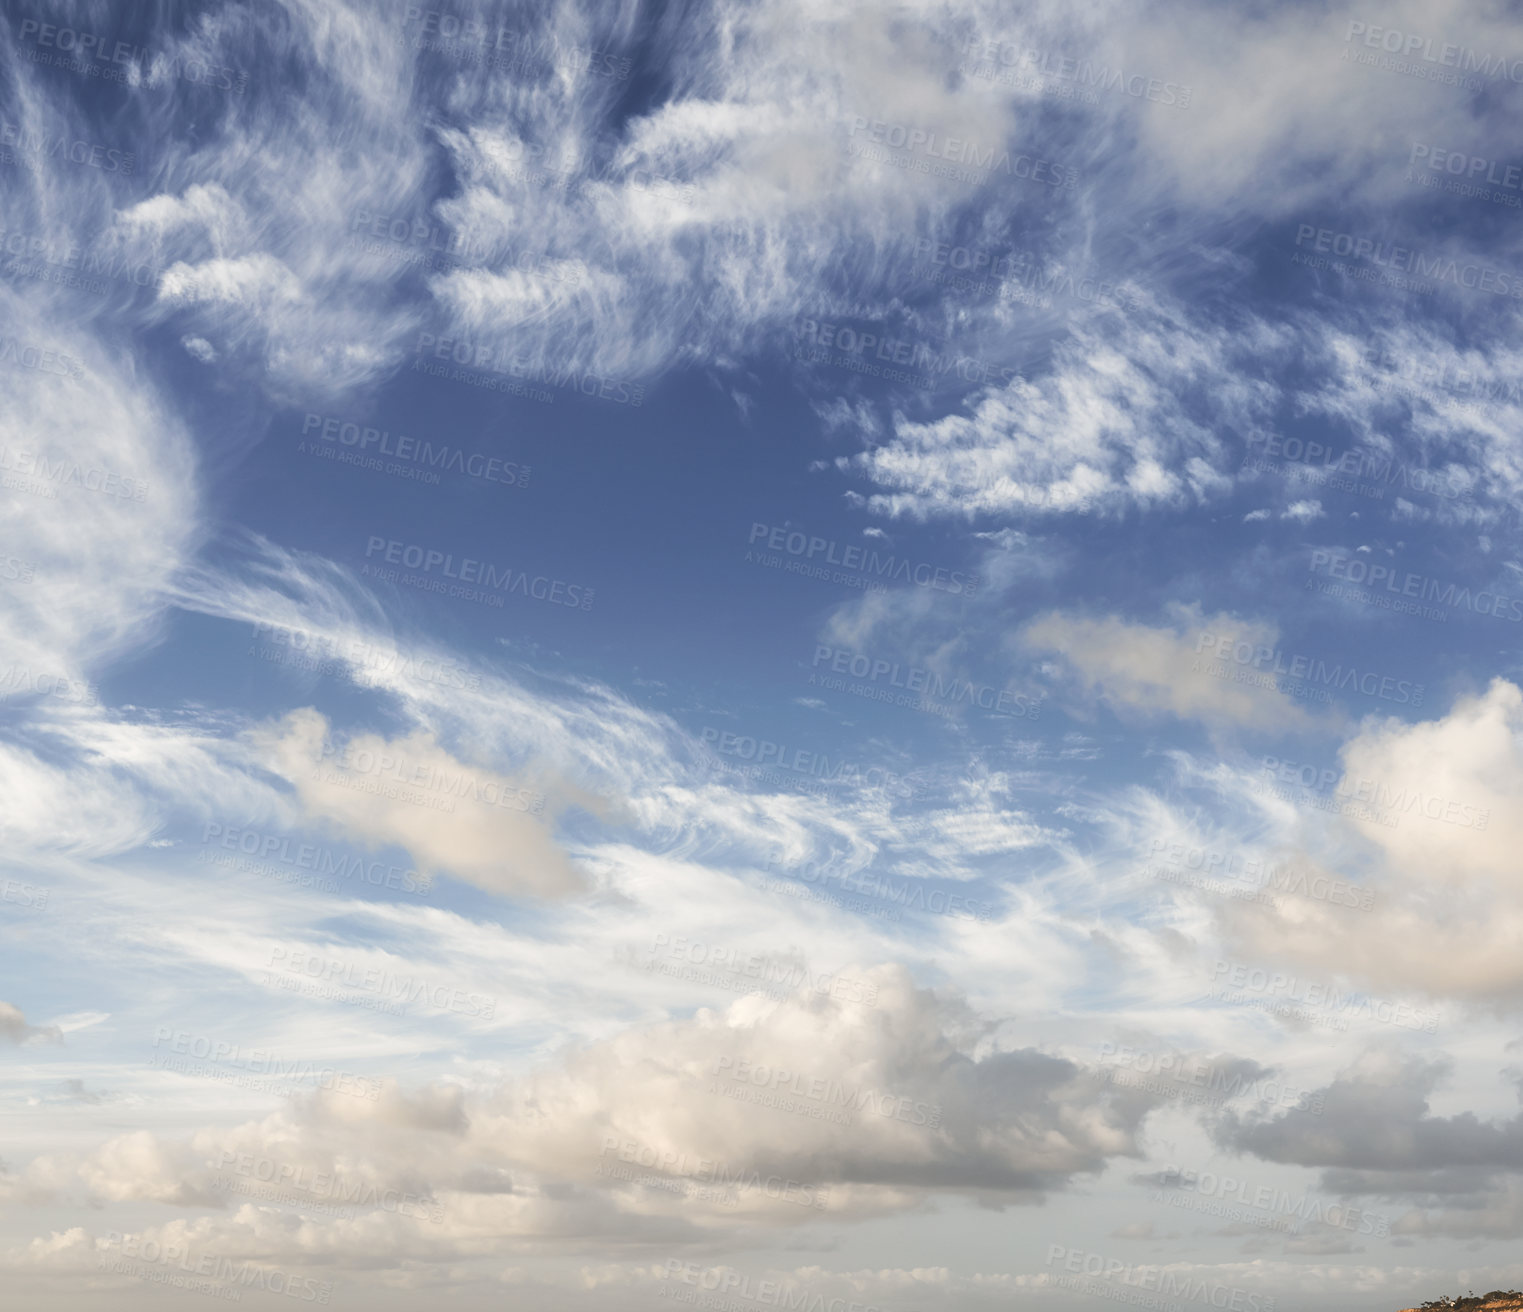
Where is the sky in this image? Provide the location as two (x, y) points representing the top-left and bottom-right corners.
(4, 0), (1523, 1308)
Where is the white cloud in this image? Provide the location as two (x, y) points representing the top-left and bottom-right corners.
(1022, 605), (1318, 732)
(0, 304), (199, 689)
(1215, 680), (1523, 1008)
(0, 1002), (62, 1046)
(837, 301), (1279, 520)
(246, 709), (591, 899)
(3, 965), (1178, 1268)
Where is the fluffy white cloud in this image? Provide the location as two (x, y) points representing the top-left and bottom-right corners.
(246, 708), (591, 899)
(1022, 605), (1318, 732)
(485, 963), (1165, 1207)
(2, 966), (1177, 1269)
(1215, 680), (1523, 1007)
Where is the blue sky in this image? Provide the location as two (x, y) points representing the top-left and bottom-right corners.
(5, 1), (1523, 1309)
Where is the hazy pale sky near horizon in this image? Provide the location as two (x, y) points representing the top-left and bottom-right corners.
(4, 1), (1523, 1308)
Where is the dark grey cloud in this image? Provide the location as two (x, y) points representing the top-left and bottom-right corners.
(1215, 1050), (1523, 1180)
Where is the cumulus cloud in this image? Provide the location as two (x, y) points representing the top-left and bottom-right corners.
(4, 968), (1176, 1261)
(1022, 604), (1318, 732)
(10, 0), (1523, 1299)
(1215, 1047), (1523, 1179)
(0, 1002), (62, 1046)
(247, 708), (591, 899)
(1215, 680), (1523, 1007)
(488, 964), (1166, 1208)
